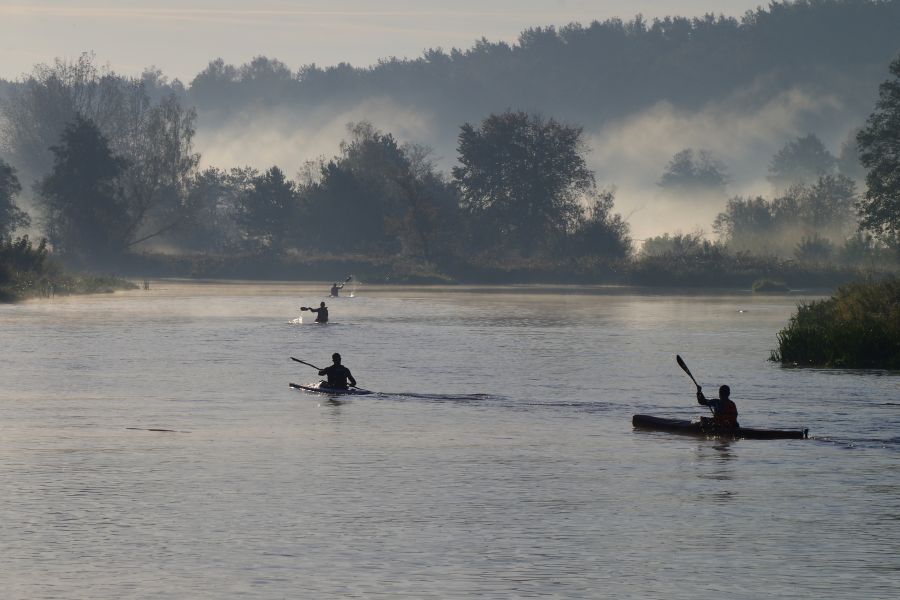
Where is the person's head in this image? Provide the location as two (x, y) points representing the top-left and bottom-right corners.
(332, 282), (338, 286)
(320, 301), (326, 308)
(719, 384), (731, 399)
(332, 352), (342, 364)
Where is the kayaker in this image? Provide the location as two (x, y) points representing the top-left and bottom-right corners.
(697, 385), (739, 428)
(330, 282), (344, 297)
(318, 353), (356, 389)
(301, 301), (329, 323)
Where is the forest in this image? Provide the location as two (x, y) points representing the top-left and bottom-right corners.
(1, 0), (900, 294)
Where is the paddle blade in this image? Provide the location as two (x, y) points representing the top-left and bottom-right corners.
(676, 354), (699, 388)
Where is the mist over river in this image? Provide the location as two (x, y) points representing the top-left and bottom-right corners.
(1, 281), (898, 599)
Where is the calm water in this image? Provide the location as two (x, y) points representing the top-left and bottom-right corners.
(1, 281), (898, 599)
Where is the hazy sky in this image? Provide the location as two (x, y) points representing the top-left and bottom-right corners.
(1, 0), (766, 81)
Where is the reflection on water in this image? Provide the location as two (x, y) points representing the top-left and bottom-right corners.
(1, 282), (898, 599)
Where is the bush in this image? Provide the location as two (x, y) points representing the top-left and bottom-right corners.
(771, 277), (900, 368)
(0, 235), (136, 301)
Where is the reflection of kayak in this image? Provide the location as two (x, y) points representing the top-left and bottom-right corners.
(290, 382), (373, 396)
(632, 414), (808, 439)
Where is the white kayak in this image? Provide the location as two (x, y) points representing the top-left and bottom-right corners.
(289, 382), (373, 396)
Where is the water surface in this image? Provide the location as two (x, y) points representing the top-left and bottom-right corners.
(1, 282), (898, 599)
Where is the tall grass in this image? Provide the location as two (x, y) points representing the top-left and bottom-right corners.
(771, 278), (900, 368)
(0, 235), (136, 301)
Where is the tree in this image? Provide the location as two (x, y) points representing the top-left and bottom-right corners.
(300, 122), (459, 260)
(0, 158), (29, 237)
(857, 54), (900, 249)
(117, 94), (200, 247)
(0, 54), (149, 182)
(714, 174), (858, 257)
(569, 189), (632, 258)
(165, 167), (246, 252)
(0, 54), (198, 242)
(657, 148), (728, 193)
(236, 166), (297, 253)
(796, 174), (857, 233)
(713, 196), (777, 252)
(37, 117), (129, 259)
(641, 230), (706, 258)
(837, 131), (866, 182)
(453, 111), (593, 256)
(767, 133), (836, 190)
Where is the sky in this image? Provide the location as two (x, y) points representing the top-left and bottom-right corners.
(0, 0), (767, 82)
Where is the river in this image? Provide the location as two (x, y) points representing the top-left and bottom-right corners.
(1, 281), (897, 599)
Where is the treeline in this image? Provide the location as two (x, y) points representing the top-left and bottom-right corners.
(2, 1), (899, 137)
(3, 51), (900, 287)
(3, 3), (900, 288)
(182, 0), (900, 131)
(0, 59), (631, 275)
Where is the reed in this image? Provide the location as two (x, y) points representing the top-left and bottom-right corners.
(771, 278), (900, 368)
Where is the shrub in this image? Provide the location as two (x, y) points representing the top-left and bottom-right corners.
(771, 277), (900, 368)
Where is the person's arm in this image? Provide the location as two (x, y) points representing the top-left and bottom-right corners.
(318, 366), (328, 376)
(696, 387), (708, 406)
(338, 283), (345, 289)
(347, 370), (356, 387)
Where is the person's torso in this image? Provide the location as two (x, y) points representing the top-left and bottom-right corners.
(712, 398), (738, 426)
(323, 364), (349, 386)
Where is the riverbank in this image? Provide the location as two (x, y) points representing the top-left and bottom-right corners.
(97, 249), (893, 290)
(0, 236), (137, 302)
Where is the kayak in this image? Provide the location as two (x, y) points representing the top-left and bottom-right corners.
(289, 382), (373, 396)
(632, 414), (808, 440)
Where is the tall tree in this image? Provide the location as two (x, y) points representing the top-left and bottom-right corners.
(0, 158), (29, 237)
(453, 111), (593, 256)
(857, 54), (900, 249)
(237, 166), (297, 253)
(299, 122), (457, 259)
(37, 117), (129, 259)
(767, 133), (836, 190)
(0, 54), (198, 238)
(0, 54), (149, 182)
(117, 94), (200, 247)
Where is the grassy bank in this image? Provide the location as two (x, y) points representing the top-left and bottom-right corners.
(771, 278), (900, 369)
(108, 249), (888, 289)
(0, 236), (137, 302)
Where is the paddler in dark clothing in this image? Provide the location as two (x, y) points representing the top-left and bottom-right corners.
(697, 384), (740, 428)
(301, 301), (329, 323)
(330, 282), (344, 297)
(318, 353), (356, 389)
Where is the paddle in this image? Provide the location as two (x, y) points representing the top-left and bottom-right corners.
(291, 357), (321, 370)
(677, 354), (714, 416)
(676, 354), (700, 391)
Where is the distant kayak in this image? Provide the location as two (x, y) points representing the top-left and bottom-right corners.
(632, 414), (808, 440)
(290, 382), (373, 396)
